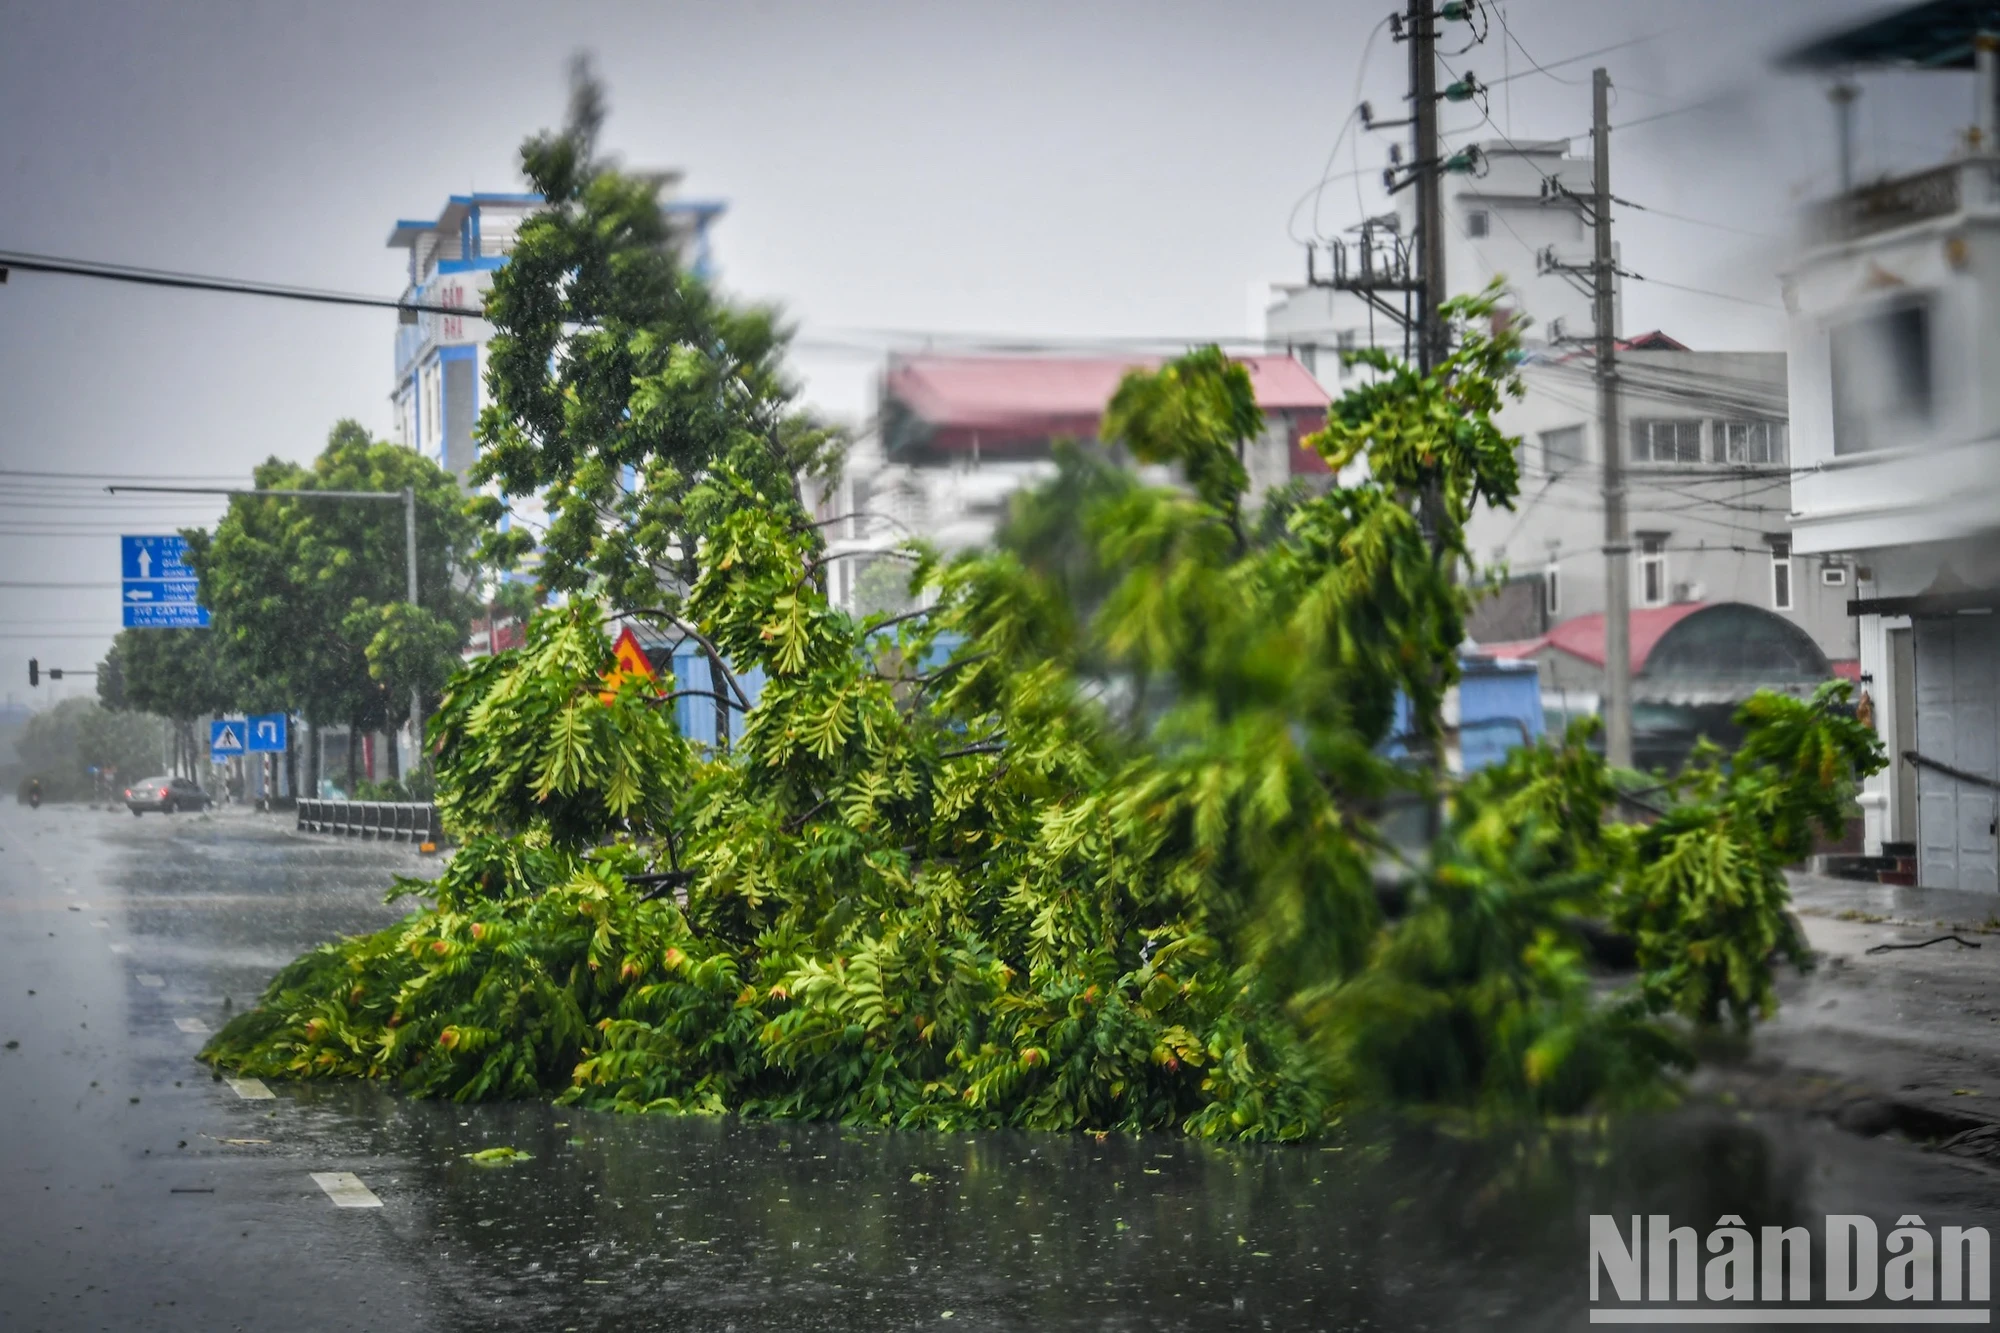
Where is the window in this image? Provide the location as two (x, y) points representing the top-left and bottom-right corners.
(1336, 329), (1357, 380)
(1829, 298), (1933, 455)
(1715, 419), (1788, 466)
(1540, 425), (1586, 473)
(1545, 560), (1561, 617)
(1638, 534), (1668, 607)
(1630, 419), (1704, 465)
(1821, 564), (1849, 587)
(1466, 209), (1490, 238)
(1770, 538), (1794, 611)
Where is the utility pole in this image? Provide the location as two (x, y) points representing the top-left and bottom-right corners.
(404, 486), (423, 764)
(1592, 66), (1633, 769)
(1412, 1), (1445, 381)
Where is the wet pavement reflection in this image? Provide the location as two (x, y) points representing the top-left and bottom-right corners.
(3, 801), (1996, 1331)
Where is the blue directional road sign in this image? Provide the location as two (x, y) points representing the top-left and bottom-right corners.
(246, 713), (288, 753)
(122, 535), (210, 628)
(210, 719), (248, 761)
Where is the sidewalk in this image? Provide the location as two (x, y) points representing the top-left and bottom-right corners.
(1709, 870), (2000, 1160)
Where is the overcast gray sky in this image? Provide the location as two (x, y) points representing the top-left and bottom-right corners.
(0, 0), (1969, 696)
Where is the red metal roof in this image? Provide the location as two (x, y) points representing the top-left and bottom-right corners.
(1481, 603), (1711, 674)
(885, 353), (1330, 453)
(1831, 659), (1861, 682)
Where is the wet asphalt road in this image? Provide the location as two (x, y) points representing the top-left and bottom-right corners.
(5, 801), (2000, 1332)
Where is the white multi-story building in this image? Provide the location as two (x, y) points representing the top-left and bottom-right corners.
(1467, 342), (1853, 657)
(387, 184), (726, 478)
(1266, 138), (1605, 382)
(1269, 133), (1857, 769)
(385, 183), (726, 645)
(1778, 1), (2000, 888)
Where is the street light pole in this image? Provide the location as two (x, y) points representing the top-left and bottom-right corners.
(107, 482), (431, 774)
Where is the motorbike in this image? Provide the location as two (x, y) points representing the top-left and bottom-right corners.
(28, 783), (41, 809)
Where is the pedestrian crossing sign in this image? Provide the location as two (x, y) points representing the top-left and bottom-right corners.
(210, 719), (248, 759)
(599, 626), (658, 704)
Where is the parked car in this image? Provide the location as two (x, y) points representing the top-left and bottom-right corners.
(124, 775), (208, 816)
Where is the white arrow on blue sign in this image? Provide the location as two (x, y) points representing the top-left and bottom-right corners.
(247, 714), (288, 753)
(122, 536), (210, 629)
(210, 719), (247, 759)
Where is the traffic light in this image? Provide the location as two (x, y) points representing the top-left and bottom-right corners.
(27, 658), (37, 687)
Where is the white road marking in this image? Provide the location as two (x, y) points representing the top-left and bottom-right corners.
(71, 900), (88, 909)
(108, 943), (129, 954)
(225, 1077), (274, 1100)
(92, 920), (109, 929)
(174, 1017), (210, 1035)
(310, 1172), (382, 1208)
(137, 974), (165, 987)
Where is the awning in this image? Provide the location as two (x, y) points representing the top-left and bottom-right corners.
(1848, 589), (2000, 617)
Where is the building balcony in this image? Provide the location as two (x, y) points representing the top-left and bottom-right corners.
(1784, 156), (2000, 556)
(1806, 157), (2000, 247)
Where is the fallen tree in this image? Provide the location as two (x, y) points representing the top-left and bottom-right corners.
(201, 79), (1881, 1137)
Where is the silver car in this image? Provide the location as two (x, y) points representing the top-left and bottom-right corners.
(124, 775), (209, 816)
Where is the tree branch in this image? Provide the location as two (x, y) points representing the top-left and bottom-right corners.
(938, 739), (1006, 760)
(782, 793), (833, 833)
(617, 608), (753, 711)
(859, 606), (935, 637)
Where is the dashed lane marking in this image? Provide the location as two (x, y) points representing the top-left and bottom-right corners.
(137, 974), (165, 987)
(174, 1017), (210, 1035)
(108, 943), (129, 954)
(93, 920), (109, 929)
(225, 1077), (274, 1100)
(310, 1172), (382, 1208)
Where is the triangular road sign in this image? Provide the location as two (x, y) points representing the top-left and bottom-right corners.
(599, 626), (659, 704)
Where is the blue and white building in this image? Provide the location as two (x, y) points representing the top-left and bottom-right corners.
(387, 182), (728, 479)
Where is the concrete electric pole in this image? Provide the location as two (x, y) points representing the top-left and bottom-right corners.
(1592, 66), (1633, 770)
(404, 485), (423, 764)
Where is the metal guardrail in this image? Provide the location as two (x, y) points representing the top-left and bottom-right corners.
(296, 799), (441, 842)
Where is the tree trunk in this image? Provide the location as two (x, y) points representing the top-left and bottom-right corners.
(709, 648), (730, 755)
(384, 726), (401, 784)
(346, 725), (359, 795)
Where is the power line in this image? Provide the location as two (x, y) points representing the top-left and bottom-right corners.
(0, 468), (246, 482)
(1617, 197), (1778, 241)
(1482, 29), (1671, 88)
(1627, 273), (1780, 311)
(0, 250), (483, 318)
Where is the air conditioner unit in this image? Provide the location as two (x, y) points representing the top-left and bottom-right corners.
(1821, 565), (1849, 587)
(1672, 581), (1703, 603)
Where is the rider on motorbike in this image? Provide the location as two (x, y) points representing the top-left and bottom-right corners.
(28, 777), (41, 809)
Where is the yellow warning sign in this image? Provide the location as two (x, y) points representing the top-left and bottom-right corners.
(599, 626), (658, 704)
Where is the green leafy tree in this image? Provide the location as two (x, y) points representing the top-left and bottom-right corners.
(16, 698), (167, 800)
(99, 629), (239, 776)
(183, 420), (483, 788)
(201, 90), (1880, 1137)
(471, 61), (844, 616)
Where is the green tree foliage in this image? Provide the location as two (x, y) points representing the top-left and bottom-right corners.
(207, 301), (1880, 1135)
(182, 420), (484, 766)
(101, 628), (237, 720)
(14, 698), (167, 800)
(98, 628), (238, 776)
(201, 90), (1879, 1135)
(470, 62), (844, 614)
